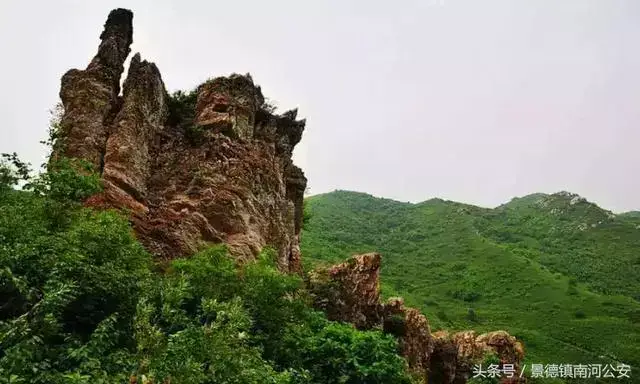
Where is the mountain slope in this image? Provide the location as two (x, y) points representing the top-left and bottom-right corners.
(301, 190), (640, 373)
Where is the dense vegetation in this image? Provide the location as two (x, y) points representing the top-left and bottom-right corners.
(302, 190), (640, 382)
(0, 159), (418, 383)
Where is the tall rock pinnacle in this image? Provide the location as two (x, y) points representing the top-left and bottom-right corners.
(54, 8), (133, 168)
(89, 8), (134, 77)
(102, 53), (168, 214)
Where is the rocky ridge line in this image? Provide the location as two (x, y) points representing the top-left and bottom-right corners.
(308, 253), (525, 383)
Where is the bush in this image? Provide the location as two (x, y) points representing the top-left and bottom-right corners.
(451, 289), (481, 302)
(0, 177), (149, 382)
(167, 89), (198, 129)
(167, 89), (206, 145)
(0, 152), (31, 191)
(574, 309), (586, 319)
(466, 308), (479, 323)
(157, 247), (414, 384)
(287, 320), (413, 384)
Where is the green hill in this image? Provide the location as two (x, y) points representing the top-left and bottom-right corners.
(301, 190), (640, 376)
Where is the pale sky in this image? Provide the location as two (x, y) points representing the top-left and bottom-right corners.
(1, 0), (638, 212)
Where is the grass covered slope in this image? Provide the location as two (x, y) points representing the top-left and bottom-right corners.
(301, 190), (640, 372)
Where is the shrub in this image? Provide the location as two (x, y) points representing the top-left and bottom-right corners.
(574, 309), (586, 319)
(0, 152), (31, 190)
(466, 308), (479, 323)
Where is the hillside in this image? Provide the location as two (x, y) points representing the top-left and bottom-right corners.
(301, 190), (640, 376)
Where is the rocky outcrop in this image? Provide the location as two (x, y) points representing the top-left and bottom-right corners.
(308, 253), (383, 328)
(102, 53), (168, 214)
(54, 8), (133, 168)
(54, 9), (306, 272)
(431, 330), (525, 384)
(383, 297), (435, 379)
(309, 253), (525, 383)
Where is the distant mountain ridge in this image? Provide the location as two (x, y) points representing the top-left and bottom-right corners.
(301, 190), (640, 379)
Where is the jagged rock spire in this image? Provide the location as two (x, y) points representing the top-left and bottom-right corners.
(102, 52), (168, 213)
(88, 8), (133, 87)
(54, 8), (133, 168)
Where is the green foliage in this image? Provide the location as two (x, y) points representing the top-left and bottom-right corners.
(167, 89), (198, 128)
(167, 89), (206, 145)
(0, 165), (415, 383)
(302, 199), (312, 228)
(301, 190), (640, 374)
(152, 247), (413, 384)
(133, 271), (293, 384)
(282, 318), (413, 384)
(0, 153), (32, 191)
(40, 102), (65, 156)
(574, 309), (586, 319)
(0, 159), (148, 382)
(466, 308), (479, 323)
(29, 158), (102, 202)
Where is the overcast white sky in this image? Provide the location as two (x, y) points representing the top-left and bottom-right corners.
(1, 0), (638, 212)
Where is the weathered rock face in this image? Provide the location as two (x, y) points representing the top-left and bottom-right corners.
(383, 297), (435, 379)
(54, 8), (133, 168)
(308, 253), (384, 328)
(102, 53), (168, 214)
(55, 9), (306, 272)
(431, 330), (525, 384)
(195, 75), (261, 140)
(140, 89), (306, 270)
(310, 253), (525, 383)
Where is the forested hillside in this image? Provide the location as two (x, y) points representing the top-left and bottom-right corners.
(301, 190), (640, 377)
(0, 161), (418, 383)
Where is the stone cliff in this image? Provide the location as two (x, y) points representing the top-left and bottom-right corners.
(53, 9), (306, 272)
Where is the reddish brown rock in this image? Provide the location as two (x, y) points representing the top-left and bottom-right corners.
(55, 10), (306, 272)
(431, 330), (525, 384)
(54, 8), (133, 168)
(308, 254), (434, 379)
(430, 331), (459, 384)
(102, 53), (168, 214)
(383, 298), (435, 380)
(308, 253), (384, 328)
(142, 103), (306, 271)
(195, 75), (262, 140)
